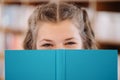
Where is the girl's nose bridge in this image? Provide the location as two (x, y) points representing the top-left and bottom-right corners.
(55, 44), (65, 49)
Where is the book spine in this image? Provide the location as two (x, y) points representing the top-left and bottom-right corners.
(55, 50), (66, 80)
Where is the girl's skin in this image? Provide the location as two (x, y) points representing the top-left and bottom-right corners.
(23, 3), (97, 49)
(36, 20), (83, 49)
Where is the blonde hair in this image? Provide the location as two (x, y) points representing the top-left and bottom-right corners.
(23, 2), (97, 49)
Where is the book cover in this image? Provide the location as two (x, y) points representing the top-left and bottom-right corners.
(5, 50), (117, 80)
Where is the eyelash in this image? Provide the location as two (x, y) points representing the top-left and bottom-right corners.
(41, 43), (53, 47)
(41, 42), (76, 48)
(65, 42), (76, 45)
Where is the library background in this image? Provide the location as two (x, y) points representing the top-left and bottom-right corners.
(0, 0), (120, 80)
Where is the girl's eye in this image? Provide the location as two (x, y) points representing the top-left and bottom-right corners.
(65, 42), (76, 45)
(41, 43), (53, 47)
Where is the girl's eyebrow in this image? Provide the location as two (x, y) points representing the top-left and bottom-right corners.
(40, 37), (75, 42)
(65, 37), (75, 41)
(40, 39), (53, 42)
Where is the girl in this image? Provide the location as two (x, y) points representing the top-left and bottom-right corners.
(23, 2), (97, 50)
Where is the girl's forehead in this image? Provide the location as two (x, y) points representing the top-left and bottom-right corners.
(37, 20), (79, 34)
(36, 20), (81, 41)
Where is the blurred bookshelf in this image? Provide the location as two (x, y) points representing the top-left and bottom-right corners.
(0, 2), (35, 80)
(0, 0), (119, 52)
(0, 0), (120, 80)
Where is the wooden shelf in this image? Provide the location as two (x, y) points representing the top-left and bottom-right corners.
(0, 53), (4, 60)
(0, 27), (25, 35)
(0, 77), (4, 80)
(97, 41), (120, 53)
(0, 0), (120, 3)
(0, 0), (120, 12)
(96, 1), (120, 12)
(1, 0), (120, 2)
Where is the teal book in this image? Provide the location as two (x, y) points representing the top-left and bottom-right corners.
(5, 50), (117, 80)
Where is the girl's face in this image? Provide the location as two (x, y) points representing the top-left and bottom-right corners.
(36, 20), (83, 49)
